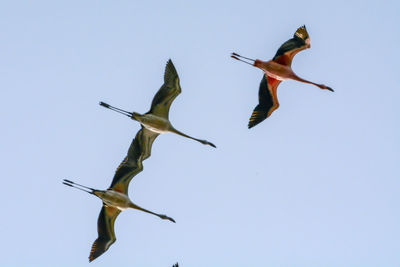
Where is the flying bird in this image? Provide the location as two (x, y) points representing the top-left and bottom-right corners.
(63, 128), (175, 262)
(231, 25), (334, 128)
(100, 59), (216, 148)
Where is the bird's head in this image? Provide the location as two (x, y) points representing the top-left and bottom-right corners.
(160, 214), (176, 223)
(319, 84), (334, 92)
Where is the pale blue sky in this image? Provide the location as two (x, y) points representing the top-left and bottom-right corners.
(1, 0), (399, 266)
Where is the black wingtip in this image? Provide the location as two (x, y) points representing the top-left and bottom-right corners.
(248, 121), (262, 129)
(248, 124), (256, 129)
(248, 120), (258, 129)
(209, 142), (217, 148)
(99, 101), (110, 108)
(166, 58), (174, 68)
(327, 87), (334, 92)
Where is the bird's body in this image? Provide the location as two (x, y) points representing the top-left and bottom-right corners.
(231, 25), (333, 128)
(94, 189), (134, 211)
(100, 59), (216, 148)
(254, 60), (297, 81)
(63, 177), (175, 262)
(63, 112), (177, 262)
(134, 113), (172, 134)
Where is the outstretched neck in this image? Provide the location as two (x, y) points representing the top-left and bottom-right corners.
(128, 201), (175, 223)
(129, 202), (158, 216)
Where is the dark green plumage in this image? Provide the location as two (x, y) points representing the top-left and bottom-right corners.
(89, 206), (121, 262)
(149, 59), (181, 118)
(108, 127), (158, 193)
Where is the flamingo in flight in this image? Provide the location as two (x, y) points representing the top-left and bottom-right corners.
(231, 25), (334, 128)
(100, 59), (216, 148)
(63, 126), (175, 262)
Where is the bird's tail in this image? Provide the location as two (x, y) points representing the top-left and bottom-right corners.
(62, 179), (97, 195)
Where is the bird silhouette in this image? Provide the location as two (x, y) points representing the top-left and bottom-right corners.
(63, 127), (175, 262)
(100, 59), (216, 147)
(232, 25), (333, 128)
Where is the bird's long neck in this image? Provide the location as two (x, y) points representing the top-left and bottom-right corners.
(169, 127), (216, 147)
(291, 74), (325, 89)
(129, 202), (163, 218)
(169, 127), (207, 144)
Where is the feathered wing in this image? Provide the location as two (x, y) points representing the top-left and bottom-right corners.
(248, 75), (281, 128)
(148, 59), (181, 119)
(89, 128), (158, 261)
(273, 25), (310, 66)
(108, 127), (159, 194)
(89, 206), (121, 262)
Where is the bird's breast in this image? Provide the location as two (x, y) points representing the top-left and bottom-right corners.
(263, 61), (295, 81)
(101, 190), (132, 210)
(141, 115), (171, 133)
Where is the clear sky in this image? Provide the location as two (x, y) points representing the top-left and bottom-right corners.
(1, 0), (399, 266)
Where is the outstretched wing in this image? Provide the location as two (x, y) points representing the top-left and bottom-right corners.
(148, 59), (181, 119)
(172, 263), (179, 267)
(248, 75), (281, 129)
(273, 25), (310, 66)
(108, 127), (159, 194)
(89, 206), (121, 262)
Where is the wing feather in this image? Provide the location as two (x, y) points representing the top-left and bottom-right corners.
(248, 75), (281, 128)
(148, 59), (181, 118)
(273, 25), (310, 66)
(89, 206), (121, 262)
(108, 127), (159, 194)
